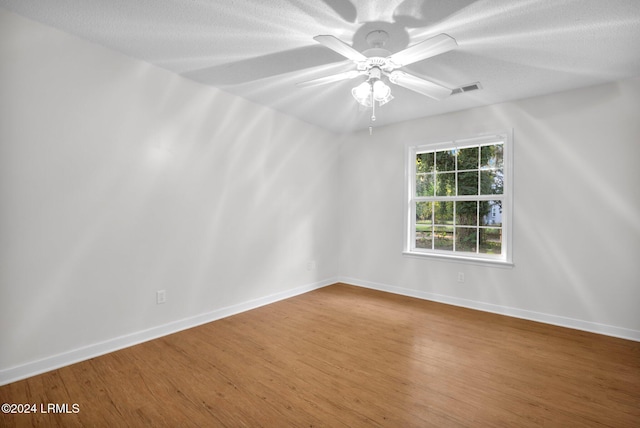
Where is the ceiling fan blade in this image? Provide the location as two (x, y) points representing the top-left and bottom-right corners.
(389, 71), (452, 100)
(314, 35), (368, 62)
(297, 70), (364, 88)
(387, 33), (457, 67)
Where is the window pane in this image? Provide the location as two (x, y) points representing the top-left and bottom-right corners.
(481, 201), (502, 226)
(434, 226), (454, 250)
(480, 170), (503, 195)
(457, 171), (478, 195)
(416, 201), (433, 224)
(456, 227), (477, 252)
(456, 201), (477, 226)
(416, 173), (434, 197)
(435, 150), (456, 172)
(416, 227), (432, 249)
(435, 172), (455, 196)
(481, 144), (503, 169)
(416, 201), (433, 249)
(434, 201), (453, 225)
(479, 228), (502, 254)
(416, 152), (434, 173)
(457, 147), (478, 170)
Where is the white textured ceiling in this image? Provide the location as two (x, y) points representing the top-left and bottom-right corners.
(2, 0), (640, 133)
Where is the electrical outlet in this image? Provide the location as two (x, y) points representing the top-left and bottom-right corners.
(156, 290), (167, 304)
(457, 272), (465, 283)
(307, 260), (317, 271)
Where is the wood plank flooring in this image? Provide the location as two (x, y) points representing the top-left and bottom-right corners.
(1, 283), (639, 427)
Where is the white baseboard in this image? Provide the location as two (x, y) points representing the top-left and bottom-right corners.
(339, 277), (640, 342)
(0, 278), (337, 386)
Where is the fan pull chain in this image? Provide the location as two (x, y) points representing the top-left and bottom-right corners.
(370, 84), (376, 122)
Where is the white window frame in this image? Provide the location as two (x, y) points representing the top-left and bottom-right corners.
(403, 130), (513, 267)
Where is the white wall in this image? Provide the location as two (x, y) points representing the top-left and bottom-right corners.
(0, 10), (340, 381)
(339, 77), (640, 339)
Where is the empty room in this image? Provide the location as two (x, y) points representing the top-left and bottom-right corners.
(1, 1), (639, 426)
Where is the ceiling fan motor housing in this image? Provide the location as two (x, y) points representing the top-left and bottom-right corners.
(357, 53), (394, 73)
(359, 30), (396, 73)
(368, 66), (382, 80)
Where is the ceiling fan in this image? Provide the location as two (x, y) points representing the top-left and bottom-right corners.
(298, 30), (460, 121)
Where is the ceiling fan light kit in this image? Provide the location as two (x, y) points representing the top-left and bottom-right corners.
(351, 67), (393, 108)
(298, 30), (467, 123)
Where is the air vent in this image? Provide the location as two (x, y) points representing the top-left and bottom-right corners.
(452, 82), (482, 95)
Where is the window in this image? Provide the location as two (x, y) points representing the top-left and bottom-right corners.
(404, 131), (512, 265)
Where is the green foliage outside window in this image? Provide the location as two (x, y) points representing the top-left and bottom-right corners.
(414, 142), (504, 255)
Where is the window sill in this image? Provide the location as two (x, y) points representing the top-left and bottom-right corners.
(402, 251), (514, 268)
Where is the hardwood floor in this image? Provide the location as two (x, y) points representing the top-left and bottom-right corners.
(1, 283), (639, 427)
